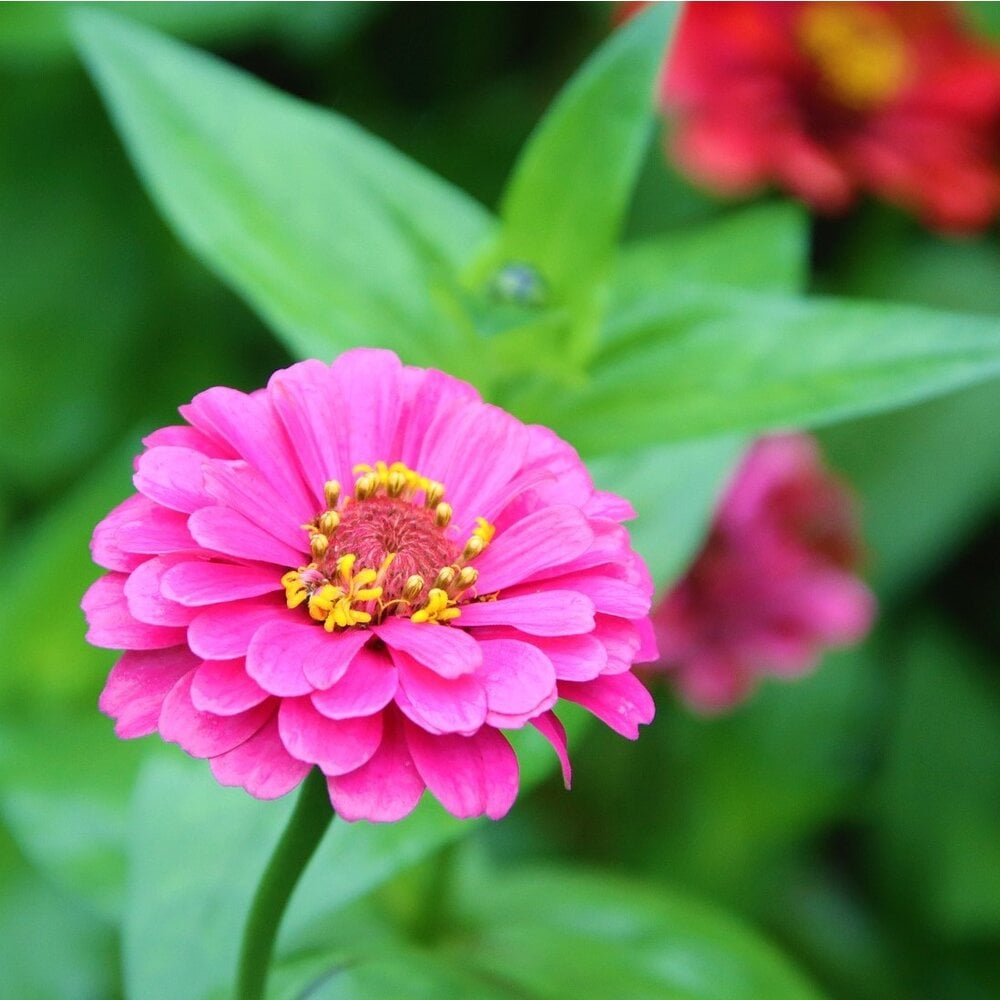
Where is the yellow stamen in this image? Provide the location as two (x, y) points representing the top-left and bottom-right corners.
(456, 566), (478, 593)
(281, 569), (308, 609)
(473, 517), (496, 545)
(310, 533), (329, 559)
(798, 3), (910, 109)
(435, 502), (453, 528)
(354, 472), (378, 500)
(425, 481), (445, 508)
(462, 535), (485, 561)
(402, 575), (425, 603)
(318, 510), (340, 535)
(433, 566), (458, 592)
(323, 480), (341, 509)
(410, 587), (461, 625)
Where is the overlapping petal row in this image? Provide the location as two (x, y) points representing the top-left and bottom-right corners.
(651, 434), (875, 712)
(659, 1), (1000, 232)
(83, 349), (657, 821)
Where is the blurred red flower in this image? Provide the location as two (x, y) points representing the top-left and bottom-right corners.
(653, 2), (1000, 232)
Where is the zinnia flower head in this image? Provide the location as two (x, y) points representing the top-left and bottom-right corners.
(651, 434), (875, 713)
(83, 350), (656, 821)
(657, 2), (1000, 232)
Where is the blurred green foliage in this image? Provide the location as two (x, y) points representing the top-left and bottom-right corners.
(1, 3), (998, 999)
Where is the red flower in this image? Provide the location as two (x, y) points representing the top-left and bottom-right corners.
(658, 2), (1000, 232)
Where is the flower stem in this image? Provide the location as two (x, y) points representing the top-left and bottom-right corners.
(235, 767), (333, 1000)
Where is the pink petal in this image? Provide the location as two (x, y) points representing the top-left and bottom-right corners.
(526, 518), (630, 580)
(268, 360), (350, 502)
(123, 555), (198, 627)
(593, 615), (643, 673)
(374, 617), (481, 678)
(585, 490), (636, 521)
(303, 627), (372, 690)
(394, 367), (480, 466)
(99, 647), (199, 738)
(393, 650), (487, 736)
(329, 349), (404, 473)
(188, 506), (304, 568)
(327, 709), (425, 822)
(517, 569), (650, 619)
(158, 672), (275, 758)
(278, 697), (383, 776)
(187, 597), (283, 660)
(416, 400), (529, 525)
(180, 385), (315, 516)
(114, 501), (199, 555)
(83, 573), (186, 650)
(632, 615), (660, 664)
(246, 620), (368, 696)
(161, 560), (281, 607)
(458, 591), (595, 637)
(210, 717), (312, 800)
(133, 446), (210, 514)
(530, 711), (572, 789)
(311, 647), (398, 720)
(560, 672), (655, 739)
(537, 634), (608, 682)
(477, 638), (557, 727)
(91, 494), (151, 572)
(202, 459), (314, 552)
(142, 424), (232, 458)
(405, 723), (519, 820)
(473, 505), (594, 593)
(190, 658), (270, 716)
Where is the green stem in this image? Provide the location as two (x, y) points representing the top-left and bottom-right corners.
(235, 767), (333, 1000)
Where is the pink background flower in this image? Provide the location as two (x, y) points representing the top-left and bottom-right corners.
(83, 349), (657, 821)
(651, 434), (875, 712)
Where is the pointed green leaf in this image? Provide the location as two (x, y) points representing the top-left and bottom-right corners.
(493, 2), (677, 300)
(72, 9), (493, 371)
(517, 286), (1000, 456)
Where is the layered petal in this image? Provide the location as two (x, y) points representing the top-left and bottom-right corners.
(405, 723), (519, 820)
(327, 710), (425, 822)
(99, 647), (200, 738)
(210, 717), (312, 799)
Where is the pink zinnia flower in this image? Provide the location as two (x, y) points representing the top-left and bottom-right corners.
(657, 2), (1000, 233)
(651, 434), (875, 713)
(83, 350), (656, 821)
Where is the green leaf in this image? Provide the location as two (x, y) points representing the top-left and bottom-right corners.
(613, 201), (810, 306)
(584, 201), (809, 589)
(267, 946), (511, 1000)
(0, 822), (120, 1000)
(514, 286), (1000, 456)
(0, 710), (150, 922)
(122, 711), (589, 1000)
(875, 617), (1000, 937)
(821, 380), (1000, 601)
(72, 9), (494, 374)
(492, 2), (677, 301)
(450, 866), (825, 1000)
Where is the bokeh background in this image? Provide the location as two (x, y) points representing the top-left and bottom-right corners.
(1, 3), (998, 998)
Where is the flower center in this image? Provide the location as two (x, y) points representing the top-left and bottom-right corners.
(280, 462), (495, 631)
(798, 3), (911, 110)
